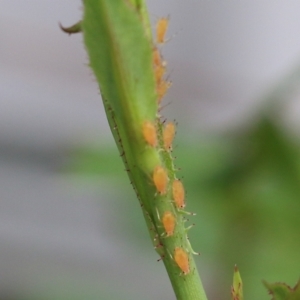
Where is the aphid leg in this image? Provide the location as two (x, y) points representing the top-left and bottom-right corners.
(185, 223), (195, 232)
(157, 254), (165, 262)
(177, 209), (196, 216)
(186, 237), (200, 256)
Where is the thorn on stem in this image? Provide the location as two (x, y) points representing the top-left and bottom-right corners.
(59, 21), (82, 34)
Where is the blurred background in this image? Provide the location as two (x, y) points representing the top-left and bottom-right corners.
(1, 1), (300, 299)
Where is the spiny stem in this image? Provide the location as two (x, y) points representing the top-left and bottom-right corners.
(66, 1), (208, 299)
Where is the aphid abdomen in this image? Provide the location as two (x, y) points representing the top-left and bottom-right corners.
(174, 247), (190, 275)
(153, 166), (168, 194)
(142, 121), (157, 147)
(162, 211), (176, 236)
(172, 179), (185, 209)
(163, 122), (176, 150)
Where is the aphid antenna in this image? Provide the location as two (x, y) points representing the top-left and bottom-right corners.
(165, 27), (183, 44)
(149, 13), (168, 26)
(177, 209), (196, 216)
(163, 70), (173, 82)
(153, 14), (170, 22)
(161, 117), (168, 124)
(158, 100), (172, 113)
(161, 100), (172, 109)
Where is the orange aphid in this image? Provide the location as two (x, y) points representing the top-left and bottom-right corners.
(172, 179), (185, 209)
(156, 17), (169, 44)
(162, 211), (176, 236)
(174, 247), (190, 275)
(153, 47), (167, 85)
(153, 166), (168, 194)
(157, 80), (171, 103)
(153, 47), (162, 67)
(155, 64), (166, 85)
(163, 122), (176, 150)
(142, 121), (157, 147)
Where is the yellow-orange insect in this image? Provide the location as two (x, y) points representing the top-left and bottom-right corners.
(155, 64), (166, 85)
(172, 179), (185, 209)
(142, 121), (157, 147)
(153, 166), (168, 194)
(174, 247), (190, 275)
(156, 17), (169, 44)
(163, 122), (176, 150)
(153, 47), (167, 85)
(162, 211), (176, 236)
(153, 47), (162, 67)
(157, 80), (171, 103)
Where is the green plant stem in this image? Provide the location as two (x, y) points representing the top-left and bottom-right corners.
(81, 1), (208, 299)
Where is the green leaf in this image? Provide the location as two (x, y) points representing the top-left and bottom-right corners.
(264, 280), (300, 300)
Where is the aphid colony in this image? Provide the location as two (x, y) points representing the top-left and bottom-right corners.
(153, 17), (171, 104)
(152, 163), (190, 274)
(140, 17), (194, 275)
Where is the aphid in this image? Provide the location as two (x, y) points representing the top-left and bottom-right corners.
(172, 179), (185, 209)
(142, 121), (157, 147)
(157, 80), (172, 103)
(153, 47), (162, 67)
(156, 17), (169, 44)
(155, 63), (166, 85)
(153, 166), (168, 194)
(153, 47), (167, 86)
(162, 211), (176, 236)
(163, 122), (176, 150)
(174, 247), (190, 275)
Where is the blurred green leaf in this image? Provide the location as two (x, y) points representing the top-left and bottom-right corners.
(64, 145), (123, 178)
(263, 280), (300, 300)
(65, 116), (300, 300)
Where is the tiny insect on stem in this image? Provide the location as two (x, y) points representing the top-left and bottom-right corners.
(153, 166), (169, 195)
(174, 247), (190, 275)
